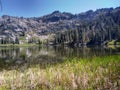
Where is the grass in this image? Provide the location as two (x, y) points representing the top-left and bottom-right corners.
(108, 40), (120, 45)
(0, 55), (120, 90)
(108, 40), (116, 45)
(0, 44), (38, 47)
(116, 42), (120, 45)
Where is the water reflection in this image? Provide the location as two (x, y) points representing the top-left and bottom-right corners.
(0, 46), (120, 70)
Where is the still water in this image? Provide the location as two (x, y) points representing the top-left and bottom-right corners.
(0, 46), (120, 70)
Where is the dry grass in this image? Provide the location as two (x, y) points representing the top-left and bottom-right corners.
(0, 55), (120, 90)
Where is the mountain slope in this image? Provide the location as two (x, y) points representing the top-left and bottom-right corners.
(0, 7), (120, 46)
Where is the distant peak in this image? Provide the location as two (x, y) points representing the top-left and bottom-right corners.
(52, 11), (61, 14)
(2, 15), (10, 18)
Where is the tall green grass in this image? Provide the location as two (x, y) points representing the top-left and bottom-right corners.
(0, 55), (120, 90)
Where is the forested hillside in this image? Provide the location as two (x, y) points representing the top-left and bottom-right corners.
(0, 7), (120, 46)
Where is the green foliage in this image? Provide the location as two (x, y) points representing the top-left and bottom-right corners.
(0, 55), (120, 89)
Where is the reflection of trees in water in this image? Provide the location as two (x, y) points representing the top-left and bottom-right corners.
(0, 47), (19, 59)
(53, 46), (119, 58)
(0, 46), (120, 70)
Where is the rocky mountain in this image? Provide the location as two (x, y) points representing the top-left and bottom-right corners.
(0, 7), (120, 46)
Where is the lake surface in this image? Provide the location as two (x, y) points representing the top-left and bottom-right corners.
(0, 46), (120, 70)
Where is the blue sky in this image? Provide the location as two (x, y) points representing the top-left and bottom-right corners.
(0, 0), (120, 17)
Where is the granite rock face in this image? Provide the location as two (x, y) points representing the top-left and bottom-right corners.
(0, 7), (120, 45)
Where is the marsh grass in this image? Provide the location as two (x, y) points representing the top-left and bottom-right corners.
(0, 55), (120, 90)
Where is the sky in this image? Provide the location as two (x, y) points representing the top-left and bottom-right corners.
(0, 0), (120, 17)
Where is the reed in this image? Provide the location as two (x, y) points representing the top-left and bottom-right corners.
(0, 55), (120, 90)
